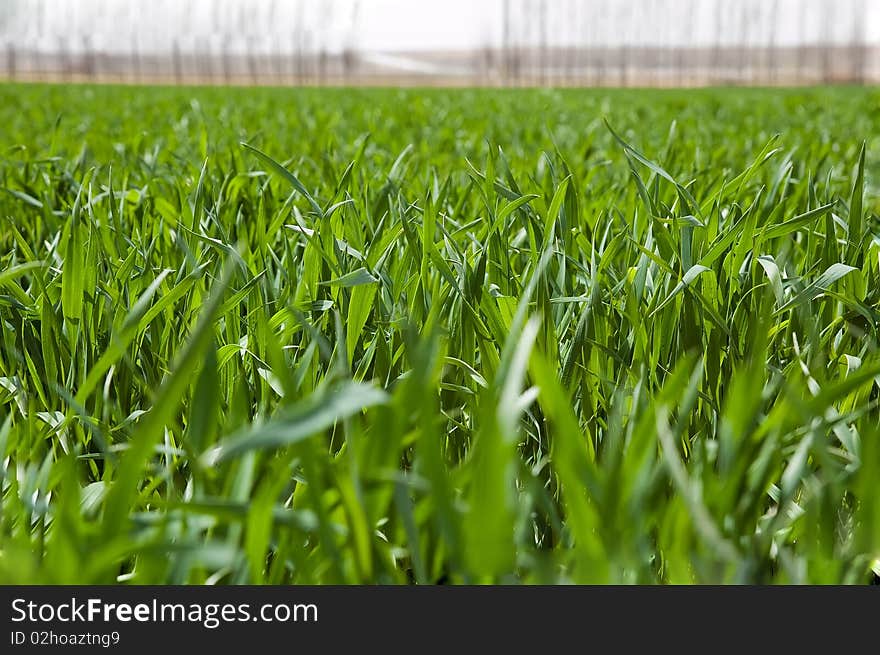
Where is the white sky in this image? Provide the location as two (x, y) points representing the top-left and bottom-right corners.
(2, 0), (879, 54)
(357, 0), (495, 51)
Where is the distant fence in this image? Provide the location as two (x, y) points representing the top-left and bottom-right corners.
(1, 0), (877, 86)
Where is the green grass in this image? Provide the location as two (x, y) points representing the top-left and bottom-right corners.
(1, 84), (879, 584)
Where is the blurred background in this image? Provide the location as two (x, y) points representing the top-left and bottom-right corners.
(0, 0), (878, 86)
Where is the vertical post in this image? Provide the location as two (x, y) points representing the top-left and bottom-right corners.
(131, 5), (141, 84)
(319, 0), (331, 86)
(2, 1), (17, 80)
(767, 0), (778, 84)
(852, 0), (867, 84)
(796, 0), (806, 84)
(738, 0), (745, 85)
(512, 0), (521, 86)
(295, 1), (303, 84)
(83, 35), (93, 81)
(820, 0), (832, 82)
(57, 35), (66, 82)
(539, 0), (547, 86)
(173, 37), (182, 85)
(623, 1), (629, 87)
(502, 0), (509, 85)
(681, 0), (696, 86)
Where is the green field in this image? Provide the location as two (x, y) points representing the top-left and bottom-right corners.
(1, 84), (878, 584)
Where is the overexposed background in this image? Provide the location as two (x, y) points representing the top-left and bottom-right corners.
(1, 0), (878, 84)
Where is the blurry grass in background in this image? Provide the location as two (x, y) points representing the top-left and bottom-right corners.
(0, 84), (878, 583)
